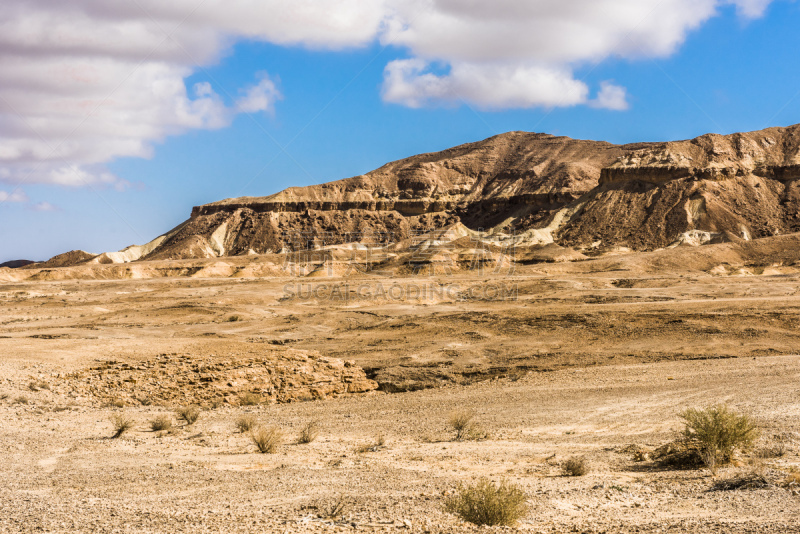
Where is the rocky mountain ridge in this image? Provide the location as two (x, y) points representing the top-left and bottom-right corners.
(25, 123), (800, 268)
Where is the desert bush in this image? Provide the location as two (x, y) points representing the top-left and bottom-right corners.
(448, 409), (487, 441)
(107, 398), (126, 408)
(449, 409), (475, 440)
(680, 404), (759, 471)
(298, 420), (320, 444)
(251, 425), (283, 453)
(227, 315), (242, 322)
(236, 414), (257, 433)
(356, 433), (386, 453)
(177, 405), (201, 425)
(110, 414), (134, 438)
(238, 392), (262, 406)
(317, 495), (350, 520)
(652, 441), (705, 469)
(150, 415), (173, 432)
(444, 478), (528, 527)
(562, 456), (589, 476)
(13, 396), (29, 405)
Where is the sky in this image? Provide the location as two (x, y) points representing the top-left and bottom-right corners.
(1, 0), (799, 263)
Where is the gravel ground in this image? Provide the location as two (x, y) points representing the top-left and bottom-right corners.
(2, 355), (799, 533)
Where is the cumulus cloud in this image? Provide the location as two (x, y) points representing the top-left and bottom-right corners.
(383, 59), (590, 109)
(590, 82), (630, 111)
(0, 0), (774, 187)
(236, 73), (283, 114)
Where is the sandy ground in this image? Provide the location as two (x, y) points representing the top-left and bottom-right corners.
(2, 265), (800, 532)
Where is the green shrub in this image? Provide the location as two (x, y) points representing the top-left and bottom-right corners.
(444, 478), (528, 527)
(680, 404), (759, 471)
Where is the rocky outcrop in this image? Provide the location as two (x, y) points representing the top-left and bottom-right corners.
(54, 350), (378, 406)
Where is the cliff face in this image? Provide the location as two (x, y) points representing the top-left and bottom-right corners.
(37, 124), (800, 266)
(144, 132), (627, 259)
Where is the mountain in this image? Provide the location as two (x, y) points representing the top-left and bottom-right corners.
(0, 260), (36, 269)
(32, 123), (800, 267)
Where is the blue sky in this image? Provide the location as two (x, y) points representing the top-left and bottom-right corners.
(1, 0), (799, 263)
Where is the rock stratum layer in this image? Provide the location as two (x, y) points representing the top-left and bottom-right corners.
(25, 123), (800, 268)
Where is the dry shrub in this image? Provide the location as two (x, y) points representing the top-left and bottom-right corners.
(110, 414), (134, 438)
(317, 495), (350, 520)
(227, 315), (242, 322)
(298, 421), (320, 444)
(444, 478), (528, 527)
(150, 415), (173, 432)
(107, 398), (126, 408)
(449, 409), (475, 440)
(680, 404), (759, 472)
(177, 405), (201, 425)
(712, 467), (772, 491)
(754, 440), (787, 459)
(448, 409), (487, 441)
(238, 392), (262, 406)
(251, 425), (283, 453)
(236, 414), (257, 433)
(652, 441), (705, 469)
(356, 433), (386, 453)
(13, 396), (29, 405)
(562, 456), (589, 477)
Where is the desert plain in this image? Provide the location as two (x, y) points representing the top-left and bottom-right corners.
(2, 235), (800, 533)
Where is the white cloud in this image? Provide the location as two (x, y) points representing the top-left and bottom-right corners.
(0, 189), (29, 203)
(728, 0), (773, 17)
(383, 59), (589, 109)
(0, 0), (774, 187)
(590, 82), (630, 111)
(236, 73), (283, 114)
